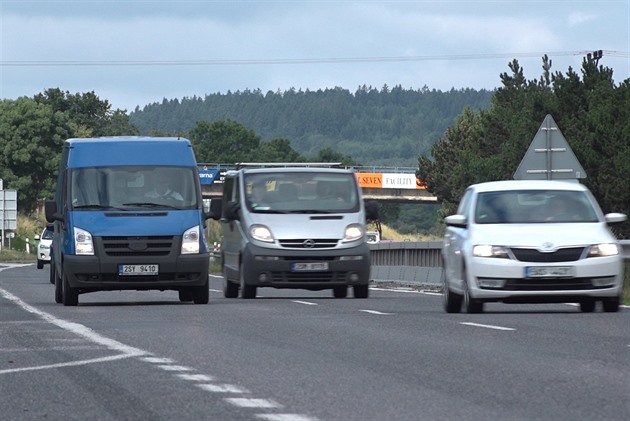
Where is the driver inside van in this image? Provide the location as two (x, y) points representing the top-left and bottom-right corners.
(145, 175), (183, 201)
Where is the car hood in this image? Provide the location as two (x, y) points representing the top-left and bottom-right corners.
(246, 212), (362, 240)
(70, 210), (201, 237)
(470, 222), (616, 248)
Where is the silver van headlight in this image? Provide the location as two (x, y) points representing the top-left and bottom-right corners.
(181, 226), (200, 254)
(343, 224), (364, 242)
(74, 227), (94, 255)
(251, 224), (274, 242)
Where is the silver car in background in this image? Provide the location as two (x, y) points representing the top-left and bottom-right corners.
(442, 180), (626, 313)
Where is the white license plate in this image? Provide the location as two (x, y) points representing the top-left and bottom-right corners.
(291, 262), (329, 272)
(525, 266), (574, 278)
(118, 264), (159, 276)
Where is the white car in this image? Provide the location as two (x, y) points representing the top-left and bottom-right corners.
(35, 224), (54, 269)
(442, 180), (626, 313)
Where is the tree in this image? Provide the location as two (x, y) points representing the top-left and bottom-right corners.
(189, 120), (261, 163)
(0, 98), (73, 212)
(418, 55), (630, 237)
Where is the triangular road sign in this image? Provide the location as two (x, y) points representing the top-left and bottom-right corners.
(513, 114), (587, 180)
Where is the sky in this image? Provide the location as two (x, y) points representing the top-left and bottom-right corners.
(1, 0), (628, 112)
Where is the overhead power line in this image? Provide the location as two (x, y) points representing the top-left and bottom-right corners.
(1, 50), (627, 67)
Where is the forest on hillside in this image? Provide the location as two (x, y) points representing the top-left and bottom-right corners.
(129, 85), (493, 167)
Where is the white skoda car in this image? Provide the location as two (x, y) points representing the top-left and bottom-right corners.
(442, 180), (626, 313)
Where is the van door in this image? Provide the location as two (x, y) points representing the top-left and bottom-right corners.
(221, 174), (242, 279)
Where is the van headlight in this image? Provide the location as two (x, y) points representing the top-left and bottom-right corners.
(181, 226), (200, 254)
(251, 224), (274, 242)
(74, 227), (94, 255)
(587, 243), (619, 257)
(343, 224), (364, 242)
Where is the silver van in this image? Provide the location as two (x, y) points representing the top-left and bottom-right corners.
(210, 164), (374, 299)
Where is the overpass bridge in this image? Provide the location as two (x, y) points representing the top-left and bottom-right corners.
(197, 163), (437, 203)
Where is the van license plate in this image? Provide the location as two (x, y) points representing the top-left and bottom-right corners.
(119, 264), (159, 276)
(525, 266), (573, 278)
(291, 262), (329, 272)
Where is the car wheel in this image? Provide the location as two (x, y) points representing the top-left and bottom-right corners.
(240, 264), (256, 299)
(62, 272), (79, 306)
(353, 284), (369, 298)
(223, 265), (239, 298)
(333, 286), (348, 298)
(37, 260), (44, 270)
(602, 296), (620, 313)
(463, 269), (483, 313)
(579, 299), (596, 313)
(442, 267), (462, 313)
(178, 289), (193, 302)
(192, 274), (209, 304)
(54, 265), (63, 304)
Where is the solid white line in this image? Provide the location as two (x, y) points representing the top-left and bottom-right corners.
(225, 398), (282, 408)
(460, 322), (516, 331)
(292, 300), (318, 306)
(157, 364), (193, 371)
(359, 309), (395, 315)
(0, 287), (149, 357)
(0, 354), (138, 374)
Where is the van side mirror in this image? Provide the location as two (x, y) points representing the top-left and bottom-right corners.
(225, 200), (241, 221)
(207, 198), (223, 221)
(44, 200), (62, 223)
(365, 200), (379, 221)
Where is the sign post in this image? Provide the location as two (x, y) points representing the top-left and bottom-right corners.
(0, 187), (18, 250)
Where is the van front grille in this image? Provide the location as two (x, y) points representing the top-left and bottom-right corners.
(99, 236), (175, 257)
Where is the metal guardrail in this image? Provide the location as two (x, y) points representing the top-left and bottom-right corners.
(369, 240), (630, 286)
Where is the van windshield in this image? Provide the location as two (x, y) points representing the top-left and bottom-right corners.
(244, 172), (360, 213)
(70, 166), (199, 210)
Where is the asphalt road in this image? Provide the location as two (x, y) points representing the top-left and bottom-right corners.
(1, 263), (628, 421)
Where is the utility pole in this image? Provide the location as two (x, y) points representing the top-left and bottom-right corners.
(586, 50), (603, 66)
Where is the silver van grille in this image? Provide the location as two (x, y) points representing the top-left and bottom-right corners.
(278, 239), (339, 248)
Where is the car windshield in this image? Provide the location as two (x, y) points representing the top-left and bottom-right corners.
(42, 228), (54, 240)
(244, 172), (360, 213)
(70, 166), (199, 210)
(474, 190), (599, 224)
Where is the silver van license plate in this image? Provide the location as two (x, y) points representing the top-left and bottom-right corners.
(291, 262), (329, 272)
(119, 264), (159, 276)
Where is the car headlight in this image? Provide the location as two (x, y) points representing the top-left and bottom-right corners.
(472, 245), (509, 258)
(343, 224), (364, 242)
(587, 243), (619, 257)
(74, 227), (94, 255)
(251, 224), (274, 242)
(181, 225), (200, 254)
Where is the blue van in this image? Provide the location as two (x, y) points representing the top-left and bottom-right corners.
(45, 137), (215, 306)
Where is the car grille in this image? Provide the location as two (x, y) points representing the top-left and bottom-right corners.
(99, 236), (175, 257)
(510, 247), (585, 262)
(503, 278), (603, 291)
(278, 239), (339, 249)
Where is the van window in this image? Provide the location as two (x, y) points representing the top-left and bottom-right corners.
(70, 166), (198, 209)
(244, 172), (360, 213)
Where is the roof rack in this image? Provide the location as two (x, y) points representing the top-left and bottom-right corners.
(235, 162), (344, 170)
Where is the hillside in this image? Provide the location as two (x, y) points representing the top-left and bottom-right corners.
(129, 86), (493, 167)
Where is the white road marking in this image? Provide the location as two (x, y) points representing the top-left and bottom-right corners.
(460, 322), (515, 331)
(359, 309), (395, 315)
(157, 364), (193, 371)
(256, 415), (320, 421)
(0, 354), (139, 374)
(175, 373), (216, 382)
(197, 383), (249, 393)
(292, 300), (318, 306)
(225, 398), (282, 408)
(141, 357), (175, 364)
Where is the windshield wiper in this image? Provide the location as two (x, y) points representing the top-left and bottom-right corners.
(73, 204), (123, 210)
(123, 202), (182, 209)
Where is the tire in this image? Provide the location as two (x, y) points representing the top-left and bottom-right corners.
(442, 268), (462, 313)
(463, 269), (483, 313)
(192, 274), (209, 304)
(602, 297), (620, 313)
(37, 260), (44, 270)
(53, 264), (63, 304)
(240, 264), (256, 299)
(49, 262), (56, 285)
(333, 286), (348, 298)
(223, 265), (239, 298)
(178, 289), (193, 302)
(353, 284), (369, 299)
(579, 299), (596, 313)
(62, 272), (79, 306)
